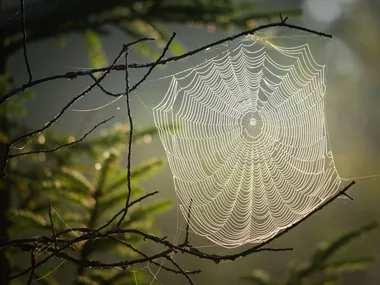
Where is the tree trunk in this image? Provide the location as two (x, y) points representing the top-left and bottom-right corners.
(0, 2), (11, 283)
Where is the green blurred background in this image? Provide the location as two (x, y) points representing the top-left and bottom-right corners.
(2, 0), (380, 284)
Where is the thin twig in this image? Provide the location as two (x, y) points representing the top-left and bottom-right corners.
(165, 256), (194, 285)
(8, 116), (114, 159)
(26, 245), (36, 285)
(279, 13), (288, 24)
(97, 191), (159, 232)
(128, 32), (176, 94)
(116, 33), (176, 228)
(342, 193), (354, 200)
(181, 198), (193, 247)
(20, 0), (32, 83)
(48, 202), (58, 250)
(89, 74), (123, 97)
(116, 44), (132, 228)
(108, 235), (200, 275)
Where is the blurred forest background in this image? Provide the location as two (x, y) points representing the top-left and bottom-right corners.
(1, 0), (380, 285)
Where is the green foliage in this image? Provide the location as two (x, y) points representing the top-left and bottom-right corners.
(0, 75), (35, 119)
(83, 29), (108, 70)
(5, 123), (170, 285)
(241, 223), (378, 285)
(2, 0), (301, 66)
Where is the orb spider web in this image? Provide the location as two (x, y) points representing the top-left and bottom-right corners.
(150, 34), (341, 248)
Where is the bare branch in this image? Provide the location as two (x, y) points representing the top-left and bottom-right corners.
(89, 74), (123, 97)
(165, 256), (195, 285)
(97, 191), (159, 232)
(8, 116), (114, 159)
(0, 21), (331, 106)
(20, 0), (32, 83)
(48, 202), (58, 250)
(115, 43), (132, 229)
(26, 245), (37, 285)
(181, 198), (193, 247)
(108, 235), (200, 275)
(129, 32), (177, 93)
(116, 33), (176, 228)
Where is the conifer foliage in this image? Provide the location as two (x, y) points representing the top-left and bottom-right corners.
(3, 119), (171, 284)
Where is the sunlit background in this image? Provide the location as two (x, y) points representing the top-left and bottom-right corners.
(5, 0), (380, 284)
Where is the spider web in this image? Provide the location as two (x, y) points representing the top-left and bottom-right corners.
(146, 34), (342, 248)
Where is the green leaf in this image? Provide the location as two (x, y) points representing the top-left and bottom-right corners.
(83, 29), (108, 70)
(118, 20), (161, 59)
(125, 200), (172, 227)
(0, 131), (9, 144)
(295, 222), (377, 280)
(106, 158), (165, 194)
(61, 167), (94, 194)
(8, 208), (48, 229)
(89, 267), (145, 285)
(322, 257), (374, 274)
(95, 151), (119, 195)
(146, 21), (186, 56)
(43, 186), (95, 209)
(0, 75), (35, 118)
(241, 270), (273, 285)
(311, 276), (341, 285)
(98, 187), (143, 213)
(49, 210), (89, 228)
(76, 275), (100, 285)
(312, 223), (377, 265)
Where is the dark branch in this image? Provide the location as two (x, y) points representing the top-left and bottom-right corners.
(181, 198), (193, 247)
(116, 33), (176, 228)
(0, 21), (332, 106)
(8, 116), (114, 159)
(20, 0), (32, 83)
(108, 236), (200, 276)
(48, 202), (58, 250)
(115, 43), (132, 228)
(26, 245), (36, 285)
(97, 191), (159, 232)
(165, 256), (195, 285)
(128, 32), (176, 94)
(89, 74), (123, 97)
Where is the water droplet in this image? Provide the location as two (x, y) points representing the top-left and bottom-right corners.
(38, 134), (46, 144)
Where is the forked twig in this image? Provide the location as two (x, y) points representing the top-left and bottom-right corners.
(116, 33), (176, 228)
